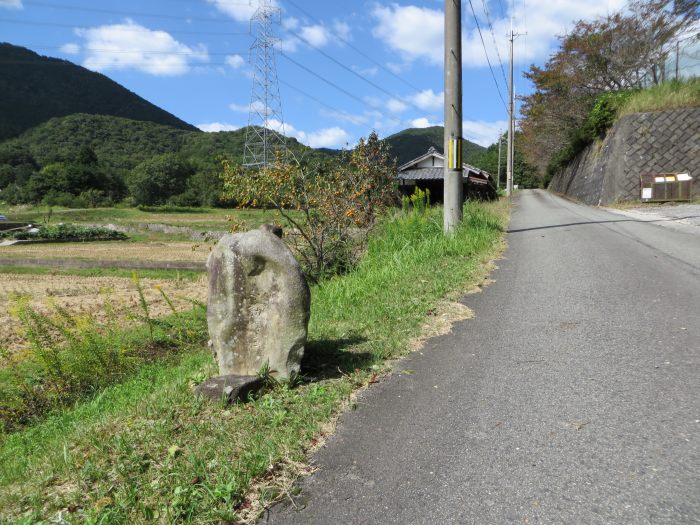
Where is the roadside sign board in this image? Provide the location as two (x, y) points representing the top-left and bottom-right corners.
(640, 173), (693, 202)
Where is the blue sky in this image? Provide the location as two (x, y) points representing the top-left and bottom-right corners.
(1, 0), (645, 148)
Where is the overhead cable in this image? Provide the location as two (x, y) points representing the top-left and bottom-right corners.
(466, 0), (508, 112)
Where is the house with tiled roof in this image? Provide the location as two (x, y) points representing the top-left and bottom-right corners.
(397, 147), (497, 201)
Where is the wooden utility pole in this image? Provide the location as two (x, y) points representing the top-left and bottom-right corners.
(444, 0), (463, 233)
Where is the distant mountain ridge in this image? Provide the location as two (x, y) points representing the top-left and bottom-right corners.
(0, 113), (328, 177)
(0, 43), (199, 140)
(385, 126), (485, 166)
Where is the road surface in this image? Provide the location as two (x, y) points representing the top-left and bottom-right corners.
(265, 190), (700, 524)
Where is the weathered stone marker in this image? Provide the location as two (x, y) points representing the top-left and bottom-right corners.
(196, 225), (310, 403)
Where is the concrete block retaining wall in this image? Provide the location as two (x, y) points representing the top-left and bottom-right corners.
(549, 107), (700, 205)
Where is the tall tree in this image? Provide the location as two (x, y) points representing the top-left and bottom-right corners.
(520, 0), (699, 175)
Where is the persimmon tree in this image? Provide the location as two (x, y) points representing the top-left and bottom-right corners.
(221, 132), (397, 282)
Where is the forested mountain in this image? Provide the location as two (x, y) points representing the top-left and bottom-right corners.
(0, 113), (331, 207)
(385, 126), (485, 166)
(0, 43), (198, 140)
(0, 42), (491, 207)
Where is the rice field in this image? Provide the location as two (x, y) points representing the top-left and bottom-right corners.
(0, 241), (213, 262)
(0, 272), (208, 354)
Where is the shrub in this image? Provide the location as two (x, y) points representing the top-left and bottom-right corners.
(221, 132), (397, 282)
(545, 89), (635, 182)
(0, 224), (127, 241)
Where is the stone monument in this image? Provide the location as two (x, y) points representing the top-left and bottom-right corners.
(196, 225), (310, 403)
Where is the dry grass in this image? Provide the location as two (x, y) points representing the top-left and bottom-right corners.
(0, 241), (212, 262)
(0, 273), (207, 354)
(619, 77), (700, 116)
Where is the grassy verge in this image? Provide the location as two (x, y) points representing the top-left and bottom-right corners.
(0, 265), (204, 280)
(0, 200), (509, 524)
(619, 77), (700, 116)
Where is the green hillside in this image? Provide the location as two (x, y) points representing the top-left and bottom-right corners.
(385, 126), (485, 166)
(3, 114), (190, 174)
(0, 43), (199, 140)
(0, 113), (333, 207)
(0, 113), (327, 173)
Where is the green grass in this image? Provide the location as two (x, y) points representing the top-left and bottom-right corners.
(0, 265), (204, 280)
(2, 206), (290, 234)
(620, 77), (700, 116)
(0, 200), (509, 524)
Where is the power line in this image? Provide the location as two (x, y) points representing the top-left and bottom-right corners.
(466, 0), (508, 111)
(283, 0), (423, 93)
(284, 28), (424, 112)
(279, 52), (402, 125)
(279, 52), (368, 107)
(279, 79), (367, 126)
(0, 18), (251, 36)
(481, 0), (508, 88)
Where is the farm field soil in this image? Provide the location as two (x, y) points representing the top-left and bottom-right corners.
(0, 241), (212, 262)
(0, 273), (208, 354)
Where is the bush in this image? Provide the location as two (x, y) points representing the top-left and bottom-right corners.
(545, 89), (635, 181)
(0, 223), (127, 241)
(222, 132), (397, 282)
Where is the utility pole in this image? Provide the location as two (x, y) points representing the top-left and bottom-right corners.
(497, 131), (502, 190)
(506, 28), (515, 197)
(444, 0), (463, 233)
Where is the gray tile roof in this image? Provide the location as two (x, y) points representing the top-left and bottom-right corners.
(397, 168), (451, 180)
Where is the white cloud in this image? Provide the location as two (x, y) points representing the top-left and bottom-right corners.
(372, 4), (443, 64)
(300, 24), (330, 47)
(352, 65), (378, 76)
(282, 17), (300, 30)
(411, 117), (437, 129)
(76, 20), (208, 76)
(462, 120), (508, 147)
(333, 20), (352, 41)
(229, 100), (270, 115)
(305, 127), (351, 148)
(386, 62), (408, 74)
(197, 122), (241, 132)
(59, 43), (81, 55)
(266, 119), (350, 149)
(387, 98), (408, 114)
(225, 54), (245, 68)
(409, 89), (443, 111)
(281, 23), (335, 52)
(319, 109), (370, 126)
(0, 0), (22, 9)
(206, 0), (278, 23)
(373, 1), (630, 68)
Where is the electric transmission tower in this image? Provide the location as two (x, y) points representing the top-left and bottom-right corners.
(243, 0), (288, 168)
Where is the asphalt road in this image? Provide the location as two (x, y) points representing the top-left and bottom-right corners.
(265, 190), (700, 524)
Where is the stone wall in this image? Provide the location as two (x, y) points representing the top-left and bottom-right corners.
(549, 107), (700, 205)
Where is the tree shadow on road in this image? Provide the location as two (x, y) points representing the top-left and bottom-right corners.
(507, 216), (700, 233)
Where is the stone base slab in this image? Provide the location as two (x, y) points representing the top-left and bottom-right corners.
(195, 375), (264, 404)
